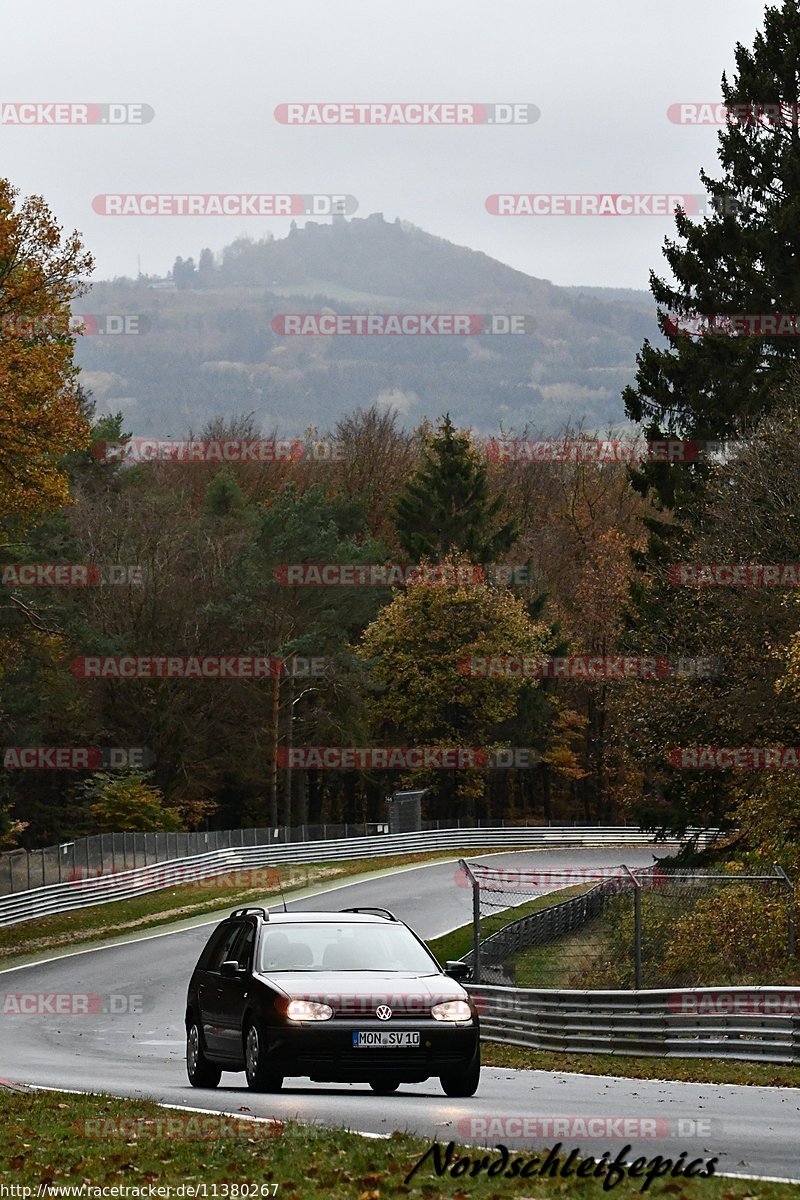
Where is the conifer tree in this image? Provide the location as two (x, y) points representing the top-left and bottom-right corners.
(625, 0), (800, 509)
(394, 415), (516, 562)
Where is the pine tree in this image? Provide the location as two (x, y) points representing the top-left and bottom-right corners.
(394, 415), (516, 563)
(204, 466), (245, 517)
(625, 0), (800, 509)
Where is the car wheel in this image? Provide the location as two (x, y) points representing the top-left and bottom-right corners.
(368, 1078), (400, 1094)
(244, 1021), (283, 1092)
(186, 1020), (221, 1089)
(440, 1048), (480, 1098)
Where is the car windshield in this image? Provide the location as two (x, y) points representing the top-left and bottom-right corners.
(257, 921), (438, 973)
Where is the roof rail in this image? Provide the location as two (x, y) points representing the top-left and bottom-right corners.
(229, 907), (269, 920)
(340, 906), (397, 921)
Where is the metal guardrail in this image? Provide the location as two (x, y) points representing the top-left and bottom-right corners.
(468, 984), (800, 1064)
(0, 826), (708, 927)
(1, 823), (391, 895)
(0, 819), (673, 895)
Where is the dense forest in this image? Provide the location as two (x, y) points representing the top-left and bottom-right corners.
(2, 387), (800, 854)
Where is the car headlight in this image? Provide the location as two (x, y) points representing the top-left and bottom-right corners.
(431, 1000), (472, 1022)
(285, 999), (333, 1022)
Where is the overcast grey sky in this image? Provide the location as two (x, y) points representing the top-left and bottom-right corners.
(0, 0), (769, 289)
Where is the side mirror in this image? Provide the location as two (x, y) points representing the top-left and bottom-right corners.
(445, 960), (470, 981)
(220, 959), (245, 978)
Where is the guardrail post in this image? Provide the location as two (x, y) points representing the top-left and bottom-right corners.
(459, 859), (481, 985)
(622, 865), (643, 988)
(472, 873), (481, 984)
(633, 886), (642, 987)
(774, 864), (797, 958)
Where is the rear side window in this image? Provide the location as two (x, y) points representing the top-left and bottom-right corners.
(231, 922), (255, 968)
(196, 922), (244, 972)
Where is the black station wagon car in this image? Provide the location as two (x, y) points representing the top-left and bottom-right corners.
(185, 906), (480, 1095)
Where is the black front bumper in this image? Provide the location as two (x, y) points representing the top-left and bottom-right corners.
(266, 1018), (479, 1082)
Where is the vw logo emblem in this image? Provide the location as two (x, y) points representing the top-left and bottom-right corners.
(376, 1005), (392, 1021)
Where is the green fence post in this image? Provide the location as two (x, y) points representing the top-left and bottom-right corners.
(622, 865), (643, 988)
(460, 858), (481, 985)
(774, 864), (797, 958)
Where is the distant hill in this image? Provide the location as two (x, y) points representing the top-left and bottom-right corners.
(564, 285), (652, 305)
(74, 214), (660, 438)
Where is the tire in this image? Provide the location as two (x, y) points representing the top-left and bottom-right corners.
(186, 1020), (221, 1089)
(244, 1021), (284, 1092)
(440, 1048), (480, 1098)
(368, 1078), (400, 1094)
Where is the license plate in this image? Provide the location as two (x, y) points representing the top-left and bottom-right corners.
(352, 1030), (420, 1048)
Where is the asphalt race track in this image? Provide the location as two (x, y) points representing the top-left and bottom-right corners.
(1, 848), (798, 1181)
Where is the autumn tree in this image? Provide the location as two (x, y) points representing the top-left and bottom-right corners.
(71, 772), (183, 832)
(0, 179), (94, 525)
(356, 561), (551, 818)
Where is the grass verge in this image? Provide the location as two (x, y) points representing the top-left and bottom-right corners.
(480, 1042), (800, 1089)
(1, 1088), (797, 1197)
(427, 885), (589, 966)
